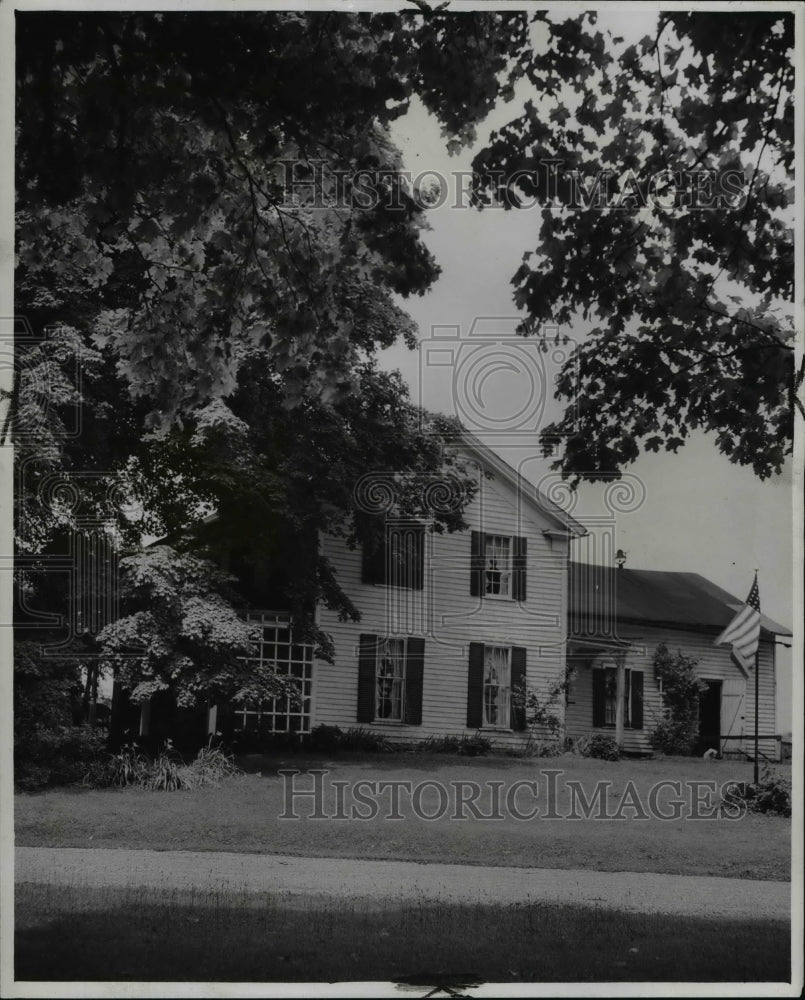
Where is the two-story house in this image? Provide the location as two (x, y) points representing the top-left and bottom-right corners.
(226, 432), (586, 747)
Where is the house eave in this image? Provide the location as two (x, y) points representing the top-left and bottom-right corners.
(456, 430), (587, 538)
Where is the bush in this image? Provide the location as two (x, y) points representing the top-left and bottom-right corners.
(456, 733), (492, 756)
(649, 643), (707, 755)
(650, 717), (700, 756)
(16, 725), (109, 790)
(414, 735), (462, 754)
(309, 725), (395, 753)
(726, 767), (791, 817)
(309, 724), (346, 751)
(577, 734), (621, 761)
(505, 735), (563, 758)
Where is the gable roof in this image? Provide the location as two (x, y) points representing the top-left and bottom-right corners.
(457, 430), (587, 538)
(569, 563), (791, 637)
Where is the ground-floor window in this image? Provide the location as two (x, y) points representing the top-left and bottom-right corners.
(375, 636), (406, 721)
(358, 633), (425, 726)
(483, 645), (511, 729)
(593, 665), (643, 730)
(233, 614), (313, 735)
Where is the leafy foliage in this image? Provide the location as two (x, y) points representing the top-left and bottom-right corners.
(724, 767), (791, 818)
(576, 734), (621, 761)
(309, 725), (396, 754)
(456, 10), (796, 480)
(12, 11), (795, 743)
(13, 11), (485, 711)
(86, 737), (243, 790)
(97, 546), (297, 708)
(15, 713), (109, 791)
(650, 642), (707, 755)
(13, 640), (105, 789)
(512, 667), (575, 739)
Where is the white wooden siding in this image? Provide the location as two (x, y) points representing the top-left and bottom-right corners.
(314, 456), (570, 748)
(564, 624), (778, 757)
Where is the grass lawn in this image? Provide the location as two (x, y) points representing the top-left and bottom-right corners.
(15, 883), (791, 984)
(16, 752), (790, 880)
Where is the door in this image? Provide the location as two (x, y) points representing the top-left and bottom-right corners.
(720, 677), (747, 756)
(697, 680), (722, 755)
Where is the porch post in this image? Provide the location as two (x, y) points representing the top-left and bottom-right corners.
(139, 697), (151, 737)
(614, 654), (626, 749)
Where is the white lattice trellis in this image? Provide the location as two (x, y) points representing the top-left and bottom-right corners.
(234, 613), (314, 736)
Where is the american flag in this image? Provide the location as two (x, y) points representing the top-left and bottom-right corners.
(715, 573), (761, 672)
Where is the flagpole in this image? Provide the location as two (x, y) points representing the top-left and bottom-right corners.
(754, 644), (760, 785)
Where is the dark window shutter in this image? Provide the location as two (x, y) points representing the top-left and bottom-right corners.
(512, 535), (527, 602)
(624, 668), (631, 728)
(631, 670), (644, 730)
(405, 527), (424, 591)
(470, 531), (485, 597)
(404, 637), (425, 725)
(414, 528), (424, 591)
(357, 634), (377, 723)
(361, 539), (385, 585)
(592, 668), (606, 727)
(509, 645), (527, 731)
(467, 642), (485, 728)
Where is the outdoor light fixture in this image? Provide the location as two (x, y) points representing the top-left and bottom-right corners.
(615, 549), (627, 569)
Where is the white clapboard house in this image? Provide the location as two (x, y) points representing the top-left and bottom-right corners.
(228, 432), (586, 748)
(566, 564), (790, 759)
(222, 434), (788, 758)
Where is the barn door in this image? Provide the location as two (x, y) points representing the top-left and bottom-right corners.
(721, 677), (746, 756)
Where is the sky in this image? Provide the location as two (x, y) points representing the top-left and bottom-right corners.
(381, 9), (796, 731)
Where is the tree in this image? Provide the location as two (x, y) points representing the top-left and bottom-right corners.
(12, 10), (795, 719)
(97, 546), (295, 708)
(453, 10), (796, 481)
(13, 11), (495, 709)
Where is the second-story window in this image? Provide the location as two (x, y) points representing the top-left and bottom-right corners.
(361, 521), (425, 590)
(470, 530), (527, 601)
(484, 534), (511, 597)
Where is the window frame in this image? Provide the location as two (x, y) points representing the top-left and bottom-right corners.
(597, 666), (634, 729)
(362, 522), (425, 591)
(482, 644), (512, 730)
(374, 636), (407, 724)
(483, 533), (513, 600)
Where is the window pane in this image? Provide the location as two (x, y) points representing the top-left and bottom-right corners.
(603, 665), (631, 727)
(483, 646), (511, 727)
(376, 637), (405, 720)
(484, 535), (511, 596)
(604, 668), (617, 726)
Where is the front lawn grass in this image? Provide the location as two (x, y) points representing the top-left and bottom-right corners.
(15, 883), (791, 984)
(15, 753), (791, 880)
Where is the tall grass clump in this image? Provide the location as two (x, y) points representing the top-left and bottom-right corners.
(84, 737), (242, 791)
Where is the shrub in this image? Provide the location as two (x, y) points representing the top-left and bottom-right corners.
(309, 724), (346, 751)
(414, 735), (462, 754)
(649, 643), (707, 755)
(16, 725), (109, 790)
(577, 734), (621, 761)
(340, 728), (395, 752)
(456, 733), (492, 756)
(308, 725), (394, 753)
(650, 718), (700, 756)
(725, 767), (791, 818)
(505, 735), (563, 758)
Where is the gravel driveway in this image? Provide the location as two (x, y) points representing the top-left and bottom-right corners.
(16, 847), (791, 921)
